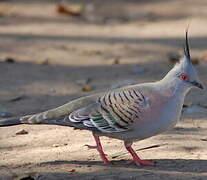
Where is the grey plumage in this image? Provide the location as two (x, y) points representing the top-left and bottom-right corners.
(2, 86), (150, 135)
(6, 86), (149, 134)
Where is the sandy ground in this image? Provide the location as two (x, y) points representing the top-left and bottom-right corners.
(0, 0), (207, 179)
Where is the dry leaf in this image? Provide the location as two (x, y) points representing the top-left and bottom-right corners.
(191, 58), (200, 65)
(56, 3), (83, 16)
(5, 57), (15, 63)
(82, 84), (93, 92)
(112, 57), (120, 65)
(168, 52), (180, 64)
(16, 129), (28, 135)
(68, 169), (76, 173)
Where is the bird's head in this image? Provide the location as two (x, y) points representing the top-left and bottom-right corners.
(165, 30), (203, 90)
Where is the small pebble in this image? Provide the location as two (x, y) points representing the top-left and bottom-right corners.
(52, 143), (68, 147)
(52, 144), (60, 147)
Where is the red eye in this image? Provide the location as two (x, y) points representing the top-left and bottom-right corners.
(179, 73), (189, 81)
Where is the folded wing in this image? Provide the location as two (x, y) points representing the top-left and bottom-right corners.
(67, 88), (149, 133)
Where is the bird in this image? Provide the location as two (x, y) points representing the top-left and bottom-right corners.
(0, 30), (203, 166)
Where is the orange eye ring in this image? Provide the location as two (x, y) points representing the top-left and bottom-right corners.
(179, 73), (189, 81)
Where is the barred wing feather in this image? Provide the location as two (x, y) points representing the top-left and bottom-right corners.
(68, 88), (149, 133)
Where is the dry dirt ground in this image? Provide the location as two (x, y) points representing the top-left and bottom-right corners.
(0, 0), (207, 179)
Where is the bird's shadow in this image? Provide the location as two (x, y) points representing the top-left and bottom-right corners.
(20, 159), (206, 179)
(4, 159), (207, 180)
(40, 158), (207, 172)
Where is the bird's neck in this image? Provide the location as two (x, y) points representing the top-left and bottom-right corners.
(156, 76), (190, 98)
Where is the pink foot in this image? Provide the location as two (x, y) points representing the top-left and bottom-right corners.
(125, 145), (155, 166)
(89, 134), (111, 164)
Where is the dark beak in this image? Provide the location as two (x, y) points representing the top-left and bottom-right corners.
(191, 81), (204, 89)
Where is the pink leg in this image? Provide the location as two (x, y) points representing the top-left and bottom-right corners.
(85, 133), (110, 164)
(125, 145), (155, 166)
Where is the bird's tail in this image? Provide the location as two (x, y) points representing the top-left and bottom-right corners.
(0, 101), (75, 127)
(0, 94), (98, 127)
(0, 113), (46, 126)
(0, 117), (22, 126)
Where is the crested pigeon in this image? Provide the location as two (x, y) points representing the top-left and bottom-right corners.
(0, 31), (203, 166)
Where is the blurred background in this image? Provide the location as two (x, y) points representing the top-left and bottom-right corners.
(1, 1), (207, 180)
(0, 0), (206, 116)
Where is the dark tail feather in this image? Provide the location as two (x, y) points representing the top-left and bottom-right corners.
(0, 117), (22, 126)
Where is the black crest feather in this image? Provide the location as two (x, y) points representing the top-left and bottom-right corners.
(183, 29), (191, 61)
